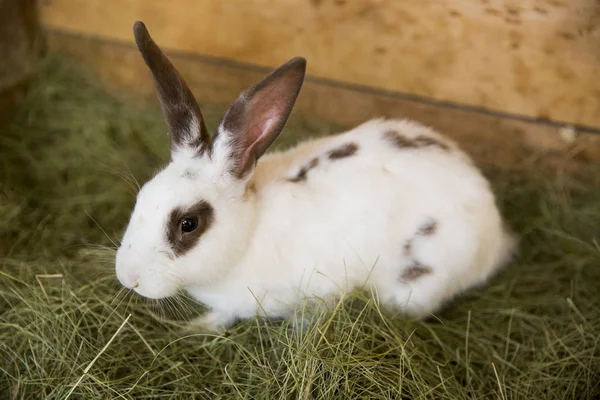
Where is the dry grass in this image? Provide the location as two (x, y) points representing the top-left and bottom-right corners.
(1, 55), (599, 399)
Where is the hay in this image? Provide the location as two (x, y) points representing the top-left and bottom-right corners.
(1, 54), (599, 399)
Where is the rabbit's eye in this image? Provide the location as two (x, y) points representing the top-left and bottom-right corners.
(181, 217), (198, 233)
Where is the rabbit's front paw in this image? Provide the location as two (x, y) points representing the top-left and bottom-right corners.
(182, 311), (235, 335)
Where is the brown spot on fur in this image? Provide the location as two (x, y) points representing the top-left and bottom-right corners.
(413, 136), (450, 151)
(401, 262), (432, 281)
(166, 200), (214, 257)
(403, 240), (413, 256)
(182, 170), (196, 179)
(384, 130), (420, 149)
(288, 157), (319, 183)
(417, 219), (438, 236)
(327, 142), (359, 160)
(383, 131), (449, 151)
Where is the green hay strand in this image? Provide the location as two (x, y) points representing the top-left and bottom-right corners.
(1, 54), (599, 399)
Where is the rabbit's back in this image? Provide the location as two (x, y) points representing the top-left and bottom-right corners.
(239, 118), (514, 318)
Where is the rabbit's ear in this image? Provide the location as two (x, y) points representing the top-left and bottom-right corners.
(212, 57), (306, 179)
(133, 21), (209, 155)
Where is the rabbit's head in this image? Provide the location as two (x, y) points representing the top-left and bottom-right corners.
(115, 22), (306, 299)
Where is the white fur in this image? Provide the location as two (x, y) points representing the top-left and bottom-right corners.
(115, 118), (516, 331)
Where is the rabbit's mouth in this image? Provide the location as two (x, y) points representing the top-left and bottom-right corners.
(115, 245), (180, 300)
(130, 279), (179, 300)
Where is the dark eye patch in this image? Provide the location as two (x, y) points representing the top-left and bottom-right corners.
(166, 200), (215, 257)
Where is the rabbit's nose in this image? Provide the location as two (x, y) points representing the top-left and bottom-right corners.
(117, 268), (140, 290)
(115, 249), (140, 289)
(126, 274), (140, 289)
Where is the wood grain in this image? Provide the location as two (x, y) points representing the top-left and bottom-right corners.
(47, 31), (600, 166)
(39, 0), (600, 129)
(0, 0), (43, 127)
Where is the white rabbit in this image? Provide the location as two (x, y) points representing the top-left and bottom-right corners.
(115, 21), (516, 332)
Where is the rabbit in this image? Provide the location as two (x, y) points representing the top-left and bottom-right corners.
(115, 21), (516, 333)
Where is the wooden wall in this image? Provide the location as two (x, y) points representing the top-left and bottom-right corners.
(0, 0), (44, 127)
(39, 0), (600, 130)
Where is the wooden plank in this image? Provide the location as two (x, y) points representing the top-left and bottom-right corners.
(0, 0), (44, 127)
(46, 31), (600, 166)
(39, 0), (600, 129)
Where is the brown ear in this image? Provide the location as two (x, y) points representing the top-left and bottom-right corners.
(215, 57), (306, 178)
(133, 21), (209, 154)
